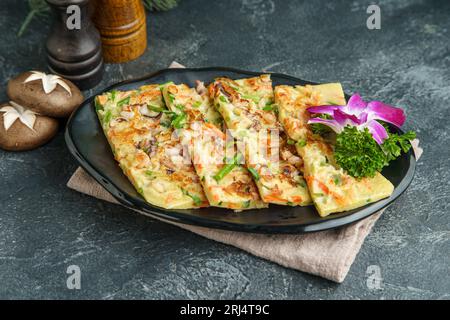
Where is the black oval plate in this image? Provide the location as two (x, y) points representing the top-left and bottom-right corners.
(65, 67), (416, 234)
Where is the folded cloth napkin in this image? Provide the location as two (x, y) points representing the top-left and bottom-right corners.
(67, 61), (423, 283)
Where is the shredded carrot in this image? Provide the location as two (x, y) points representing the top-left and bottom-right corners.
(307, 176), (346, 205)
(316, 180), (330, 195)
(200, 200), (209, 207)
(165, 194), (174, 204)
(264, 195), (286, 203)
(228, 203), (243, 209)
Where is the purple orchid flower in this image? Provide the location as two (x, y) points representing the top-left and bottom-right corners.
(307, 94), (406, 144)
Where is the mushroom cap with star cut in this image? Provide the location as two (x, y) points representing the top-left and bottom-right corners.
(7, 71), (84, 118)
(24, 71), (72, 96)
(0, 101), (37, 131)
(0, 101), (59, 151)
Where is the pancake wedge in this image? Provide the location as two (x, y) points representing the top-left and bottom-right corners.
(274, 84), (394, 216)
(161, 81), (266, 210)
(95, 84), (208, 210)
(276, 83), (346, 142)
(209, 75), (311, 206)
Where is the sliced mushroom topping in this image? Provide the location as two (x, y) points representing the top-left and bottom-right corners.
(195, 80), (207, 95)
(152, 180), (166, 193)
(109, 117), (127, 127)
(139, 104), (162, 118)
(251, 120), (262, 131)
(136, 137), (157, 157)
(216, 82), (233, 100)
(190, 121), (201, 131)
(281, 149), (293, 161)
(287, 155), (302, 167)
(120, 110), (135, 120)
(281, 164), (301, 186)
(261, 110), (276, 125)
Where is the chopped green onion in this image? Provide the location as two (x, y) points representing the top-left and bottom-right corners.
(333, 174), (342, 185)
(287, 139), (296, 145)
(214, 163), (236, 182)
(241, 94), (260, 102)
(213, 154), (242, 182)
(297, 179), (307, 188)
(296, 139), (307, 147)
(110, 90), (118, 102)
(117, 96), (131, 107)
(103, 110), (112, 125)
(147, 104), (165, 112)
(193, 101), (202, 108)
(171, 112), (186, 129)
(219, 95), (228, 103)
(94, 98), (103, 111)
(226, 141), (234, 149)
(242, 200), (251, 208)
(313, 193), (325, 197)
(247, 167), (260, 181)
(160, 120), (171, 128)
(181, 188), (202, 206)
(262, 103), (275, 112)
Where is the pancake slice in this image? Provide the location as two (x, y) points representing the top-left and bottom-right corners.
(95, 84), (209, 210)
(274, 84), (394, 216)
(209, 75), (312, 206)
(161, 81), (266, 210)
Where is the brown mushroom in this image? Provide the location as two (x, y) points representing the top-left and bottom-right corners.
(7, 71), (84, 118)
(0, 102), (59, 151)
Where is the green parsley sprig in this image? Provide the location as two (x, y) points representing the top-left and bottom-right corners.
(334, 126), (416, 178)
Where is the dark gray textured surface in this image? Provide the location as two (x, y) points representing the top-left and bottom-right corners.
(0, 0), (449, 299)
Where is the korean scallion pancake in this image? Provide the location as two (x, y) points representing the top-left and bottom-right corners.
(209, 75), (311, 206)
(274, 84), (394, 216)
(161, 81), (266, 210)
(95, 84), (208, 210)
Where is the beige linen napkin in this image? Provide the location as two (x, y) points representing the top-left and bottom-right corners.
(67, 62), (422, 283)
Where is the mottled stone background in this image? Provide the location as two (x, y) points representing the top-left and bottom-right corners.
(0, 0), (449, 299)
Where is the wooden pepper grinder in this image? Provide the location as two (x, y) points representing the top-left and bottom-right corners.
(92, 0), (147, 63)
(46, 0), (104, 90)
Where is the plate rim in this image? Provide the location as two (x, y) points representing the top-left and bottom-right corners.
(65, 66), (416, 234)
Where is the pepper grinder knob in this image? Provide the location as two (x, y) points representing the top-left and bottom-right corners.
(45, 0), (104, 90)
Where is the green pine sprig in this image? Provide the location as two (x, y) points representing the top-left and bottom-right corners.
(18, 0), (50, 37)
(143, 0), (179, 11)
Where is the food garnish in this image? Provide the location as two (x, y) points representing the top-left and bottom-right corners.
(307, 94), (416, 178)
